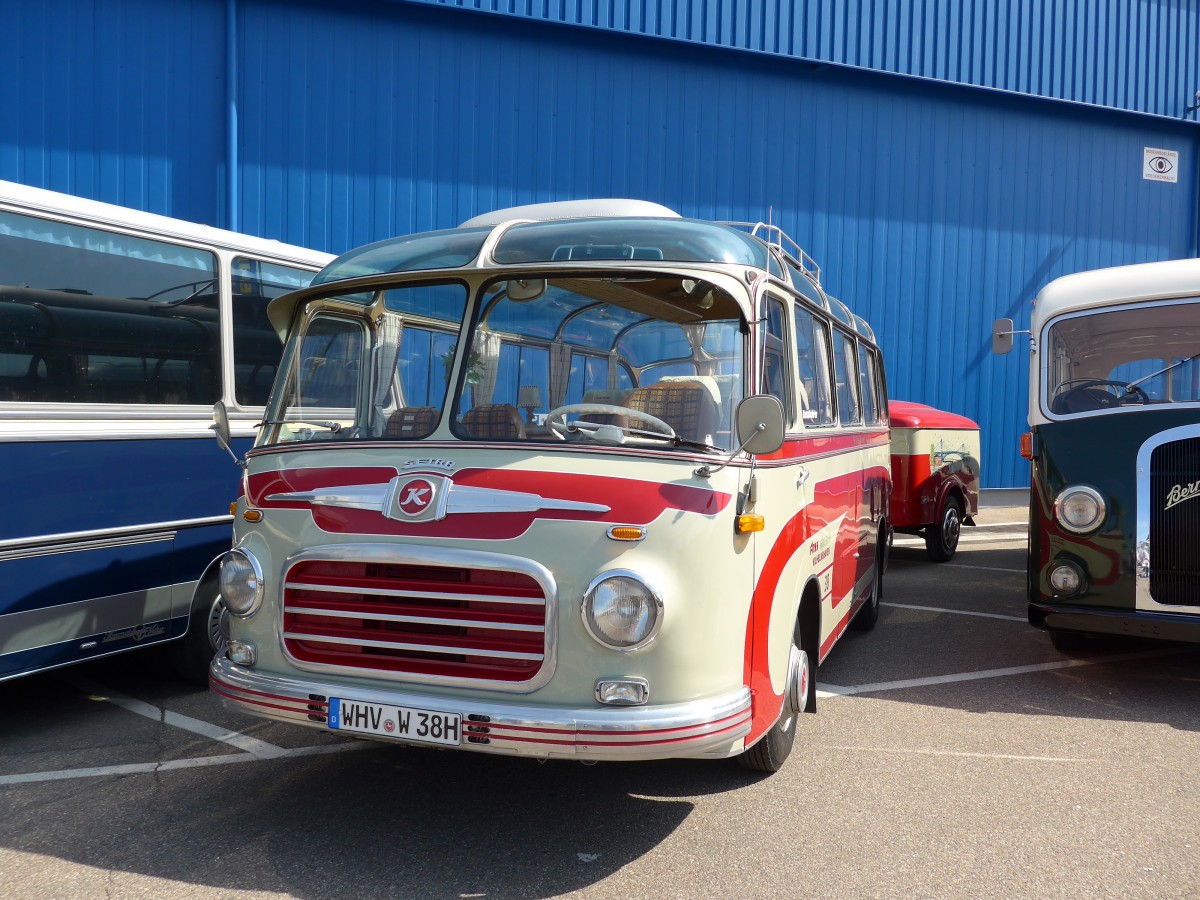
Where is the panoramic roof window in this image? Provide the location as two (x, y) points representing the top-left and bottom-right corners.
(313, 227), (490, 284)
(492, 218), (769, 268)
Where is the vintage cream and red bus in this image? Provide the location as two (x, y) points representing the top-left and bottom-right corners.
(206, 200), (890, 772)
(995, 258), (1200, 651)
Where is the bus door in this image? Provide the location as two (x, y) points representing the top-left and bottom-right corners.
(831, 327), (877, 597)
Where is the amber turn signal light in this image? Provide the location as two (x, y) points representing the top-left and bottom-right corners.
(243, 510), (263, 523)
(1020, 432), (1035, 460)
(607, 526), (646, 542)
(735, 514), (765, 534)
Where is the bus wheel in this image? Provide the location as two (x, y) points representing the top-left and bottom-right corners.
(925, 495), (962, 562)
(1048, 629), (1086, 653)
(168, 582), (228, 686)
(852, 527), (887, 632)
(737, 618), (812, 773)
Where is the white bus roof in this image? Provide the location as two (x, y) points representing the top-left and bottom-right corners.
(1033, 256), (1200, 328)
(460, 198), (680, 227)
(0, 179), (332, 267)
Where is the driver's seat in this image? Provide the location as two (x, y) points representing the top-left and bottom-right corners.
(625, 380), (719, 445)
(1051, 388), (1118, 414)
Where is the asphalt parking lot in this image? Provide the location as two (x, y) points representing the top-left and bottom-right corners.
(3, 495), (1200, 899)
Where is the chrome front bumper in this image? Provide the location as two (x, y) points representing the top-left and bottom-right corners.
(210, 656), (752, 761)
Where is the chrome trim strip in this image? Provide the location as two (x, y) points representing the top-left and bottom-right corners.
(0, 583), (188, 657)
(0, 515), (233, 557)
(446, 484), (610, 515)
(266, 479), (609, 517)
(267, 483), (391, 510)
(1137, 423), (1200, 613)
(211, 657), (751, 761)
(283, 604), (545, 633)
(282, 631), (544, 660)
(278, 543), (559, 693)
(283, 581), (546, 606)
(0, 532), (175, 563)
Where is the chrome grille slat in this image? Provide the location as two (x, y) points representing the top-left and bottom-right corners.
(283, 631), (545, 661)
(283, 603), (545, 633)
(281, 558), (550, 683)
(1149, 435), (1200, 606)
(284, 580), (546, 606)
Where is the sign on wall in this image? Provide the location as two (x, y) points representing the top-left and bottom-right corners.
(1143, 147), (1179, 183)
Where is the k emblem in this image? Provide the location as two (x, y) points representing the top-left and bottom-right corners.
(388, 474), (448, 521)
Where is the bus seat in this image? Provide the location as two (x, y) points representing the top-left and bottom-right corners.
(580, 388), (631, 427)
(385, 406), (439, 439)
(625, 380), (719, 444)
(461, 403), (526, 440)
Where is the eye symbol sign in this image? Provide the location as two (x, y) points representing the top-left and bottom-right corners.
(1148, 155), (1174, 175)
(396, 479), (436, 516)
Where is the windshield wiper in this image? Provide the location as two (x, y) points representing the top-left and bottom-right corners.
(257, 418), (342, 433)
(1126, 352), (1200, 392)
(572, 420), (721, 453)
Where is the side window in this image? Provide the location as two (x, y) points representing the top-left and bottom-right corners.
(794, 304), (835, 426)
(231, 257), (319, 406)
(833, 331), (862, 426)
(0, 209), (220, 405)
(858, 344), (881, 425)
(761, 297), (792, 425)
(291, 315), (365, 410)
(874, 347), (889, 422)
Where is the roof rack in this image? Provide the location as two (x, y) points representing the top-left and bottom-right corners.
(720, 221), (821, 286)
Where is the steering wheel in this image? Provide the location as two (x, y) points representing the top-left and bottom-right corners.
(1054, 379), (1149, 413)
(545, 403), (675, 440)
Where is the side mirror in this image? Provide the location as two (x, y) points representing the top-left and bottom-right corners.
(211, 401), (242, 467)
(506, 278), (546, 302)
(735, 395), (786, 456)
(992, 318), (1015, 355)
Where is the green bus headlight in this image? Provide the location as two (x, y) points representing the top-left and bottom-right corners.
(1054, 486), (1106, 534)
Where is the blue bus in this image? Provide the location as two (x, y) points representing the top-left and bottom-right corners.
(0, 180), (332, 683)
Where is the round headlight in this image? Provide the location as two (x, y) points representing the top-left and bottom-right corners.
(582, 572), (663, 651)
(1055, 486), (1106, 534)
(219, 549), (264, 618)
(1049, 562), (1084, 595)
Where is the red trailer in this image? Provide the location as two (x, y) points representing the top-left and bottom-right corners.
(889, 401), (981, 561)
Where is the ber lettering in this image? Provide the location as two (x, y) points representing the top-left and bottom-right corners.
(1165, 480), (1200, 511)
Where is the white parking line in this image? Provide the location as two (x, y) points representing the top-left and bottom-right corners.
(0, 743), (369, 787)
(70, 678), (287, 759)
(824, 745), (1090, 763)
(940, 563), (1025, 574)
(881, 602), (1026, 622)
(888, 559), (1025, 574)
(819, 646), (1190, 696)
(894, 534), (1026, 546)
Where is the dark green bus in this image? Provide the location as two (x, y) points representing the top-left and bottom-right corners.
(995, 259), (1200, 651)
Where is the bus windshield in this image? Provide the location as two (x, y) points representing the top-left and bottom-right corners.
(260, 274), (746, 451)
(1045, 300), (1200, 416)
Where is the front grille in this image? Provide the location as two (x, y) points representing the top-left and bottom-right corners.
(1149, 436), (1200, 605)
(283, 560), (548, 683)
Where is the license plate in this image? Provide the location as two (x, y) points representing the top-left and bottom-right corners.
(329, 698), (461, 746)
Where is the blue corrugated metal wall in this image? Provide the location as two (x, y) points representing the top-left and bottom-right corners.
(396, 0), (1200, 121)
(0, 0), (226, 222)
(3, 0), (1198, 486)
